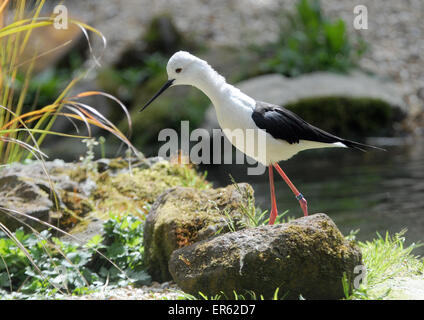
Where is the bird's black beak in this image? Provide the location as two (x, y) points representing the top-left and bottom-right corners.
(139, 79), (175, 112)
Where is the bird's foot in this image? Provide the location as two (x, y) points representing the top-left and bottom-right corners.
(296, 194), (308, 216)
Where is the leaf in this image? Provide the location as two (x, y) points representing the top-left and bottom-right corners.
(85, 234), (105, 249)
(127, 270), (152, 286)
(107, 242), (126, 259)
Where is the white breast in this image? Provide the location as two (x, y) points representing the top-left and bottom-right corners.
(206, 81), (345, 166)
(214, 96), (344, 165)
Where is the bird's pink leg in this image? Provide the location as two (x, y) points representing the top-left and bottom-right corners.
(268, 165), (278, 225)
(273, 163), (308, 217)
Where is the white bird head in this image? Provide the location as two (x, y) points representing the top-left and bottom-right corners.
(166, 51), (209, 86)
(139, 51), (215, 112)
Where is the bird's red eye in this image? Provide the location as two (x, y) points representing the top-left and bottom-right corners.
(175, 68), (182, 73)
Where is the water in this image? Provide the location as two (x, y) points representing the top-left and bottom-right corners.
(201, 138), (424, 256)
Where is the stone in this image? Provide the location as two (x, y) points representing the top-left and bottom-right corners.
(0, 158), (205, 232)
(0, 175), (52, 231)
(0, 161), (94, 232)
(168, 213), (362, 300)
(144, 183), (254, 282)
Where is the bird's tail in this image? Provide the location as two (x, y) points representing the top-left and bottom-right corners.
(341, 139), (386, 152)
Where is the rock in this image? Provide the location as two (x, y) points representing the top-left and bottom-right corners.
(0, 160), (94, 231)
(144, 183), (254, 282)
(94, 160), (210, 207)
(168, 213), (362, 300)
(371, 277), (424, 300)
(0, 157), (206, 232)
(203, 72), (407, 136)
(60, 218), (104, 244)
(0, 175), (52, 231)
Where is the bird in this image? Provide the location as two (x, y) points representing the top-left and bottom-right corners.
(140, 51), (382, 225)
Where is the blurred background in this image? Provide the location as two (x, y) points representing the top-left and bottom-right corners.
(10, 1), (424, 252)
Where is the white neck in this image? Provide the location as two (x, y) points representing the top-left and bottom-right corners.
(193, 67), (227, 106)
(191, 65), (255, 112)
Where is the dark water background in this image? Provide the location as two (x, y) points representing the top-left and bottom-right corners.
(201, 138), (424, 256)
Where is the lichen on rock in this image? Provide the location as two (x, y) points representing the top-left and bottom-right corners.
(168, 213), (362, 299)
(143, 183), (254, 282)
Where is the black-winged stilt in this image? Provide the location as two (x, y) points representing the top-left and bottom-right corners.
(140, 51), (382, 225)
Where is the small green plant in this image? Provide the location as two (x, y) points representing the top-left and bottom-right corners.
(256, 0), (366, 77)
(79, 138), (99, 172)
(229, 175), (291, 227)
(0, 214), (150, 299)
(93, 214), (150, 286)
(98, 136), (106, 158)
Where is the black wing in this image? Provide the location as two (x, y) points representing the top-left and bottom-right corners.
(251, 101), (381, 151)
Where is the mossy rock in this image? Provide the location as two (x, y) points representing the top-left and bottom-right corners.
(91, 161), (210, 218)
(144, 183), (254, 282)
(169, 213), (362, 299)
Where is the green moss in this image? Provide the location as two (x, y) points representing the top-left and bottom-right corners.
(107, 158), (130, 170)
(90, 161), (210, 220)
(59, 160), (210, 235)
(110, 161), (209, 202)
(145, 184), (252, 281)
(57, 191), (93, 229)
(282, 220), (353, 264)
(285, 96), (402, 138)
(66, 166), (88, 183)
(155, 184), (252, 248)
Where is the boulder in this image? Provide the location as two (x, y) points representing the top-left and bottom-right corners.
(169, 213), (362, 299)
(144, 183), (254, 282)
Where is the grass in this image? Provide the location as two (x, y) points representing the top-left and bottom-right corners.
(344, 230), (424, 300)
(228, 175), (292, 228)
(0, 0), (137, 165)
(0, 0), (138, 299)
